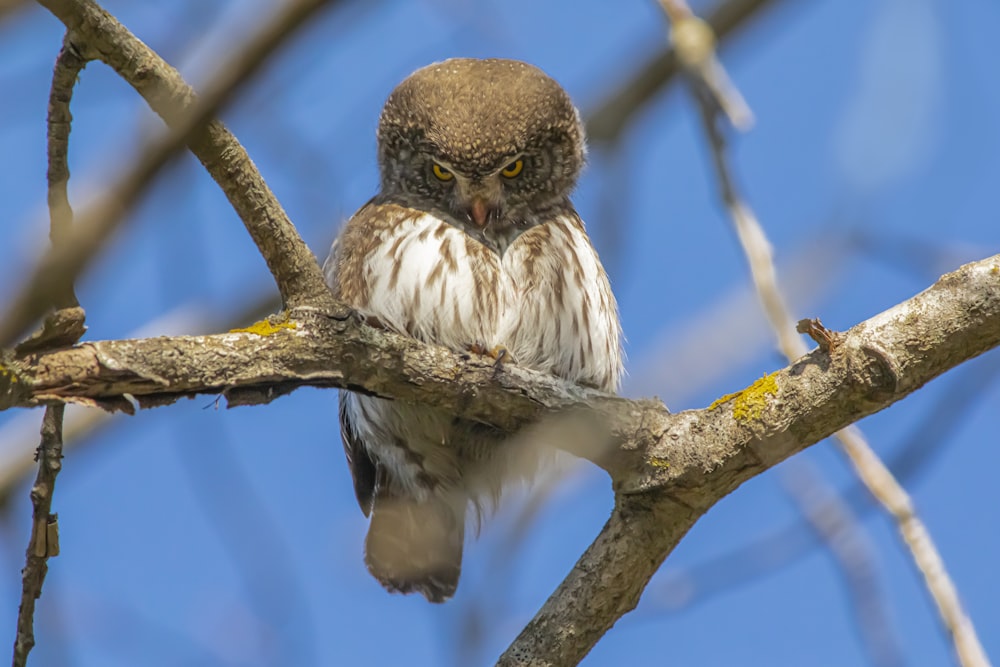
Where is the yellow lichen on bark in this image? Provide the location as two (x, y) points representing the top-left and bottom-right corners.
(733, 373), (778, 420)
(230, 319), (297, 336)
(708, 390), (741, 411)
(708, 372), (779, 421)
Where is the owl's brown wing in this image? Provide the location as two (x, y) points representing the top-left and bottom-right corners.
(338, 391), (376, 516)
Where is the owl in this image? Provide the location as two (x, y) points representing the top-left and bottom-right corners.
(323, 58), (622, 602)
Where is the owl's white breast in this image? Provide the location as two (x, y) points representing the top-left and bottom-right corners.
(499, 215), (622, 391)
(360, 212), (621, 392)
(362, 213), (506, 351)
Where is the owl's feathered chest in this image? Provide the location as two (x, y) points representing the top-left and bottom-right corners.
(327, 203), (621, 391)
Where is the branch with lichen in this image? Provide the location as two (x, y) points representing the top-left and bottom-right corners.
(655, 1), (991, 664)
(2, 253), (998, 662)
(497, 256), (1000, 665)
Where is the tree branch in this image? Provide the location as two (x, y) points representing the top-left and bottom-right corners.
(496, 259), (1000, 665)
(3, 254), (998, 467)
(12, 405), (65, 667)
(643, 352), (1000, 616)
(12, 32), (89, 667)
(5, 3), (999, 663)
(680, 10), (990, 659)
(1, 0), (339, 347)
(2, 253), (999, 662)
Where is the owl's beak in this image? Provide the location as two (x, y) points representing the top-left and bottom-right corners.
(469, 197), (489, 227)
(457, 176), (502, 228)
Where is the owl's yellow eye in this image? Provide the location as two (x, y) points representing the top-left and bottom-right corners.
(432, 163), (454, 181)
(501, 159), (524, 178)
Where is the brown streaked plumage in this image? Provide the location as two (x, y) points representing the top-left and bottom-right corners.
(324, 58), (622, 602)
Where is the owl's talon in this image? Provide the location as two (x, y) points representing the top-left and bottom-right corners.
(467, 342), (516, 366)
(490, 345), (515, 367)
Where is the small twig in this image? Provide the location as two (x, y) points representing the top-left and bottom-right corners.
(796, 317), (839, 353)
(12, 33), (89, 667)
(676, 10), (991, 662)
(12, 406), (65, 667)
(44, 33), (85, 313)
(1, 0), (339, 347)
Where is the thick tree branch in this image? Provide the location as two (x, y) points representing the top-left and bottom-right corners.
(496, 261), (1000, 665)
(3, 255), (998, 474)
(644, 352), (1000, 616)
(0, 218), (994, 662)
(2, 308), (610, 433)
(2, 255), (998, 665)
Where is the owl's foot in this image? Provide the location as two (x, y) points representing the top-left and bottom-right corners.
(468, 342), (516, 368)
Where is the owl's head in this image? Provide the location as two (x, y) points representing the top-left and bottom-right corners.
(376, 58), (585, 253)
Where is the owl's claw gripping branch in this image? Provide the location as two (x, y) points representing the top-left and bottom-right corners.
(491, 345), (515, 368)
(468, 342), (517, 367)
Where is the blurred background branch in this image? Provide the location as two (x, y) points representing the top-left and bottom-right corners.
(780, 460), (904, 667)
(586, 0), (778, 143)
(662, 1), (991, 663)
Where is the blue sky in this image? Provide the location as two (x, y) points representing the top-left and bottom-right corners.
(1, 0), (999, 665)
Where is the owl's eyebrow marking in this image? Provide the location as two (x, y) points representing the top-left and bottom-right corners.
(493, 153), (525, 172)
(427, 155), (459, 173)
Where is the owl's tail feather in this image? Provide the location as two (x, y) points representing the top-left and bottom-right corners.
(364, 492), (465, 603)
